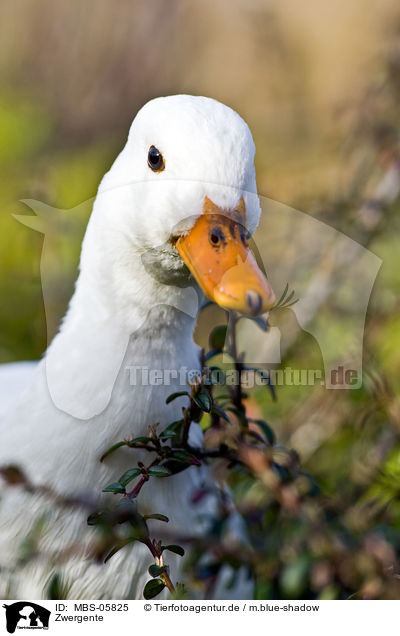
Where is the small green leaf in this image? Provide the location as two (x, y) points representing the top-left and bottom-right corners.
(209, 325), (227, 350)
(127, 436), (153, 445)
(143, 578), (166, 599)
(144, 513), (169, 523)
(166, 391), (189, 404)
(162, 544), (185, 557)
(102, 482), (126, 494)
(159, 430), (176, 439)
(161, 460), (191, 476)
(148, 564), (168, 577)
(100, 441), (126, 462)
(104, 538), (136, 563)
(162, 419), (184, 436)
(119, 468), (141, 486)
(147, 466), (171, 477)
(169, 450), (201, 466)
(193, 391), (212, 412)
(211, 405), (231, 422)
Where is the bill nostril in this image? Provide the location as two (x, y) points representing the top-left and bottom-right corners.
(246, 289), (262, 316)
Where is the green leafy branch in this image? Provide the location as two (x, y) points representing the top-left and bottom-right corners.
(96, 308), (280, 599)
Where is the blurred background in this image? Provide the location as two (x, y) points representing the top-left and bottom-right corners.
(1, 0), (400, 598)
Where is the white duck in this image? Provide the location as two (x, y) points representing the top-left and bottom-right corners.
(0, 95), (275, 599)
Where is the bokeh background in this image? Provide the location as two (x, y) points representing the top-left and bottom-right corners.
(1, 0), (400, 598)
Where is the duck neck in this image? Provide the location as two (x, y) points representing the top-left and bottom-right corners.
(44, 210), (204, 421)
(68, 213), (202, 340)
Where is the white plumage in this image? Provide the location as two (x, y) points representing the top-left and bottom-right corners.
(0, 95), (263, 599)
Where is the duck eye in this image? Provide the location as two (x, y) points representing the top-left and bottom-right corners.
(209, 227), (224, 247)
(147, 146), (165, 172)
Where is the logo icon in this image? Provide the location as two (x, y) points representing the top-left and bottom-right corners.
(2, 603), (51, 634)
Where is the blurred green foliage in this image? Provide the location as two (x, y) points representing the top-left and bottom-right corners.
(0, 93), (117, 360)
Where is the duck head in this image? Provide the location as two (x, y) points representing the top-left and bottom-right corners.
(95, 95), (275, 318)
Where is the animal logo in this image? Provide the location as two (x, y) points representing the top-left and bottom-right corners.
(2, 602), (51, 633)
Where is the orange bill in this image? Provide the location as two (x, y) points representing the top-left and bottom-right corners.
(175, 197), (275, 316)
